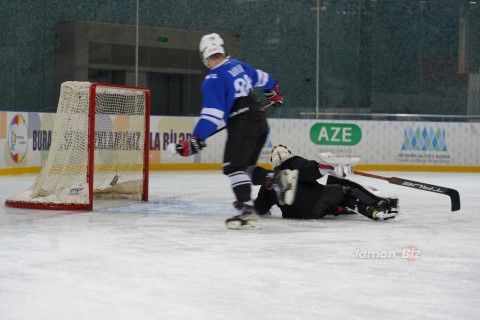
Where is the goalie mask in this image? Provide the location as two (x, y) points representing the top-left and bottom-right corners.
(270, 144), (294, 168)
(199, 33), (226, 68)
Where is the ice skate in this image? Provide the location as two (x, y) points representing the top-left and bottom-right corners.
(226, 202), (262, 230)
(364, 198), (400, 221)
(271, 169), (299, 205)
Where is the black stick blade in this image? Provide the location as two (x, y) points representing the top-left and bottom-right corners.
(446, 189), (461, 211)
(390, 177), (460, 212)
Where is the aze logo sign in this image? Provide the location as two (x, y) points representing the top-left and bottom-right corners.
(309, 123), (362, 146)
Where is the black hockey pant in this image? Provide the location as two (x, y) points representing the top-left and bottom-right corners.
(222, 110), (268, 203)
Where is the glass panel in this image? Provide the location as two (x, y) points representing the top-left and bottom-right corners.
(0, 0), (479, 117)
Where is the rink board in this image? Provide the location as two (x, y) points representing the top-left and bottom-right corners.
(1, 111), (479, 174)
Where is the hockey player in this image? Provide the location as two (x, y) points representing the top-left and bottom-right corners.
(250, 144), (400, 221)
(173, 33), (299, 230)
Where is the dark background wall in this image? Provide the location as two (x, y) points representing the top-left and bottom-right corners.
(0, 0), (479, 116)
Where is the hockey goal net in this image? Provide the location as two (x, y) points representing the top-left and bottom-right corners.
(5, 81), (150, 210)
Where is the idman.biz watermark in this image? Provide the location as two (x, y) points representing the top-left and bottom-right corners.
(355, 246), (421, 261)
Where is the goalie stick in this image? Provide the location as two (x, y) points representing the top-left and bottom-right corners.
(352, 170), (460, 212)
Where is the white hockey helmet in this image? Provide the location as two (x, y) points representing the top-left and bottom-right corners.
(199, 33), (226, 67)
(270, 144), (294, 168)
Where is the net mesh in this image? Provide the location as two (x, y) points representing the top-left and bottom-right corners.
(6, 81), (148, 207)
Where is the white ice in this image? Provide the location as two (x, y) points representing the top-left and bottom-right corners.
(1, 170), (479, 320)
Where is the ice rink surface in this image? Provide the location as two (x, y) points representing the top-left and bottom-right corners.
(1, 170), (479, 320)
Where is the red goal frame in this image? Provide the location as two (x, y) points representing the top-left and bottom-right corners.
(5, 82), (150, 210)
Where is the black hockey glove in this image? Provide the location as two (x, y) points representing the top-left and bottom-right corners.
(176, 136), (206, 157)
(263, 82), (283, 107)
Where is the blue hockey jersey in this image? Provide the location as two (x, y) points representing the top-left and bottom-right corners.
(192, 58), (277, 140)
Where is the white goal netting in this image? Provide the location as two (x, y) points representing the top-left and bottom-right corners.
(6, 81), (149, 209)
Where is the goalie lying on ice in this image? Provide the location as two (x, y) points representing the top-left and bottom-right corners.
(249, 144), (400, 221)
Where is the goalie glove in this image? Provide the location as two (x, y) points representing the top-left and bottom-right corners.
(176, 136), (206, 157)
(318, 163), (349, 179)
(317, 152), (360, 178)
(263, 82), (283, 107)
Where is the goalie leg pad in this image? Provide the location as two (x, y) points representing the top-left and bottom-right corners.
(327, 175), (400, 213)
(327, 175), (389, 203)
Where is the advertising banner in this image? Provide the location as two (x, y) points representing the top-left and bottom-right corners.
(266, 119), (480, 167)
(0, 111), (479, 173)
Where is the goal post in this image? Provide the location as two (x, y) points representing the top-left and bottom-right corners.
(5, 81), (150, 210)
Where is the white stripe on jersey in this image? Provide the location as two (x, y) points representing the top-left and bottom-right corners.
(200, 107), (224, 125)
(255, 70), (269, 87)
(201, 107), (224, 119)
(200, 114), (222, 126)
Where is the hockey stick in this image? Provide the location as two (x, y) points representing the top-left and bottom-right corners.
(352, 170), (461, 212)
(207, 101), (274, 138)
(166, 101), (275, 156)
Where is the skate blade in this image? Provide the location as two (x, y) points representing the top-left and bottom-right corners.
(226, 220), (262, 230)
